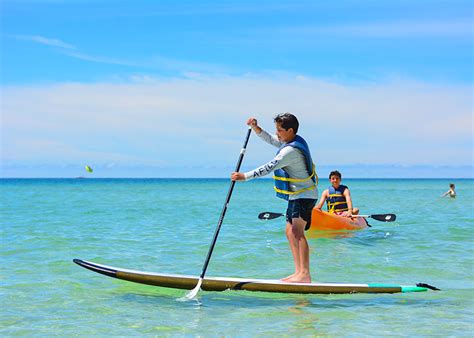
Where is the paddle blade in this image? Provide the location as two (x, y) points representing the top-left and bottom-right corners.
(185, 278), (203, 300)
(258, 212), (284, 220)
(371, 214), (396, 222)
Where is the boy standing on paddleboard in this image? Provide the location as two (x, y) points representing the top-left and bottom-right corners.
(231, 113), (318, 283)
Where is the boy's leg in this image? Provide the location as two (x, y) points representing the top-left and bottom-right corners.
(281, 199), (315, 283)
(284, 217), (311, 283)
(282, 221), (301, 281)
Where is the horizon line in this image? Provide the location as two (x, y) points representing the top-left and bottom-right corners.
(1, 177), (472, 180)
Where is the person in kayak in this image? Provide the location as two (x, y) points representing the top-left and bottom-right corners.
(315, 170), (359, 217)
(231, 113), (318, 283)
(441, 183), (456, 198)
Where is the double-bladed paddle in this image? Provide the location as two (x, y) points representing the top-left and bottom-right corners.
(258, 211), (396, 222)
(186, 127), (252, 300)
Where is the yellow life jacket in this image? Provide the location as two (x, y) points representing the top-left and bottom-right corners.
(272, 135), (318, 200)
(326, 185), (349, 213)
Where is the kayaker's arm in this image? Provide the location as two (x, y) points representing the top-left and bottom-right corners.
(315, 189), (329, 209)
(343, 188), (354, 215)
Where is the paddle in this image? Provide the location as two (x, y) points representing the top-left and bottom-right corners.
(258, 211), (284, 220)
(258, 211), (396, 222)
(353, 214), (396, 222)
(185, 127), (252, 300)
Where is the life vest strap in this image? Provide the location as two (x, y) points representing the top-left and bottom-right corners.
(273, 164), (315, 183)
(274, 185), (316, 195)
(328, 207), (349, 213)
(327, 201), (348, 211)
(328, 201), (348, 206)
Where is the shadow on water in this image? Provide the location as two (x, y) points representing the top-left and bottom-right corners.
(307, 229), (356, 239)
(344, 228), (397, 246)
(308, 227), (397, 245)
(117, 288), (445, 310)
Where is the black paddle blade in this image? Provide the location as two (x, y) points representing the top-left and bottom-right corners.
(258, 212), (284, 220)
(371, 214), (396, 222)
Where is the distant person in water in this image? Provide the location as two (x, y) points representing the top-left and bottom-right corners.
(441, 183), (456, 198)
(315, 170), (359, 217)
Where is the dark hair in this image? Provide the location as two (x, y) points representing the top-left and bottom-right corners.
(329, 170), (342, 179)
(274, 113), (299, 133)
(449, 183), (455, 188)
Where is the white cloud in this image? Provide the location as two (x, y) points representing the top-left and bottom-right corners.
(9, 34), (77, 49)
(8, 33), (232, 72)
(60, 50), (139, 66)
(1, 74), (472, 170)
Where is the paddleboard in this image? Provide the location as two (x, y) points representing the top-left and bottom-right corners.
(310, 209), (369, 231)
(73, 259), (437, 294)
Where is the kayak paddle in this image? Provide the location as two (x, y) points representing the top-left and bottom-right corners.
(258, 211), (396, 222)
(258, 212), (284, 220)
(186, 127), (252, 300)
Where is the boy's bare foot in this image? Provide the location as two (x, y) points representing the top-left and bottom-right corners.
(284, 273), (311, 283)
(281, 273), (297, 282)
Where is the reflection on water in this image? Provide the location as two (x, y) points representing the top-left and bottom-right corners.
(307, 229), (356, 239)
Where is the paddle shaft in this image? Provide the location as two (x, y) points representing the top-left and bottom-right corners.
(197, 127), (252, 280)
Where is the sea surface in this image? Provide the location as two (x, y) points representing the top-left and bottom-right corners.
(1, 178), (473, 336)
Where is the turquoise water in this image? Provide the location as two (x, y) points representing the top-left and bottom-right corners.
(1, 178), (473, 336)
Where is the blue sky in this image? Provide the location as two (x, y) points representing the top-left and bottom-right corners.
(1, 0), (473, 178)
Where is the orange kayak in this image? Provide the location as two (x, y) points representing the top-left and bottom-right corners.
(310, 209), (368, 231)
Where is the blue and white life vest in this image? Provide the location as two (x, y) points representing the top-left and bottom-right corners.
(326, 185), (349, 213)
(273, 135), (317, 200)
